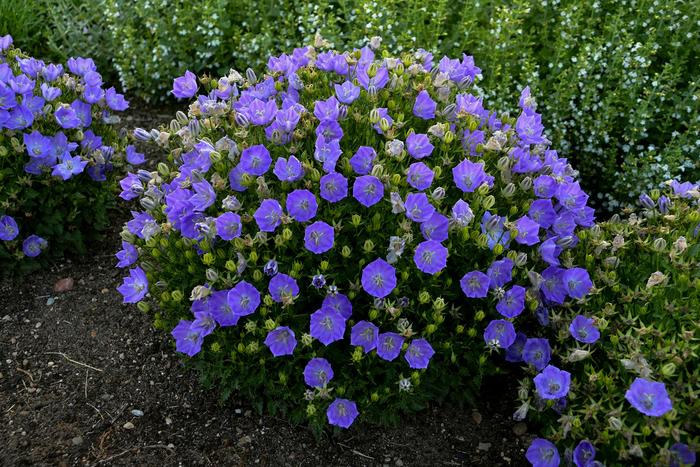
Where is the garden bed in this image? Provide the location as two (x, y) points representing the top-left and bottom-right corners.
(0, 105), (530, 466)
(0, 223), (529, 466)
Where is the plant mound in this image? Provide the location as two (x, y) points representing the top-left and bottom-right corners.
(0, 34), (136, 270)
(512, 184), (699, 466)
(118, 44), (595, 432)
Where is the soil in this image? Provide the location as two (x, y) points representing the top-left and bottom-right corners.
(0, 106), (531, 466)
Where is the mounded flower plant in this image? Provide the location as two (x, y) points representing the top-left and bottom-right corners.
(513, 184), (699, 466)
(0, 34), (137, 271)
(117, 43), (595, 435)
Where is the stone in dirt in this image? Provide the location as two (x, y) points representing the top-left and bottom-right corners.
(512, 422), (527, 436)
(53, 277), (74, 293)
(71, 436), (83, 446)
(123, 422), (135, 430)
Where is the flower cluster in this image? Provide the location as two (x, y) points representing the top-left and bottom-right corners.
(0, 35), (132, 268)
(117, 44), (594, 434)
(519, 183), (699, 466)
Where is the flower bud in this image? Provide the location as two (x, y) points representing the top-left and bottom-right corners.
(205, 268), (219, 283)
(431, 187), (446, 200)
(341, 245), (351, 257)
(474, 310), (485, 321)
(493, 243), (504, 255)
(444, 130), (455, 144)
(137, 301), (150, 313)
(608, 417), (622, 431)
(245, 68), (257, 83)
(369, 108), (381, 123)
(253, 269), (263, 282)
(282, 228), (293, 241)
(653, 238), (667, 251)
(501, 183), (516, 198)
(519, 177), (532, 191)
(418, 291), (431, 304)
(661, 362), (676, 377)
(482, 195), (496, 210)
(363, 239), (375, 253)
(477, 183), (491, 196)
(133, 127), (152, 141)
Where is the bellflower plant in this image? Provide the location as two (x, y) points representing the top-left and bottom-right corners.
(0, 37), (130, 271)
(516, 183), (699, 465)
(118, 42), (595, 437)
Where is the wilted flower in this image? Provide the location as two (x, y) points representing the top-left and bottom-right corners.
(646, 271), (668, 288)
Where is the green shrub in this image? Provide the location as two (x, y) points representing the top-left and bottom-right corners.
(509, 184), (699, 465)
(0, 38), (133, 271)
(101, 0), (700, 210)
(0, 0), (47, 57)
(116, 45), (596, 433)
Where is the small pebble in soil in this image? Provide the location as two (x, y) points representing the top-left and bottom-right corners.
(471, 410), (482, 425)
(46, 297), (55, 306)
(71, 436), (83, 446)
(237, 435), (252, 447)
(478, 442), (491, 451)
(123, 422), (135, 430)
(54, 277), (75, 293)
(131, 409), (144, 417)
(512, 422), (527, 436)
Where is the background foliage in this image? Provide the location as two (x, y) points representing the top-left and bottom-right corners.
(2, 0), (697, 208)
